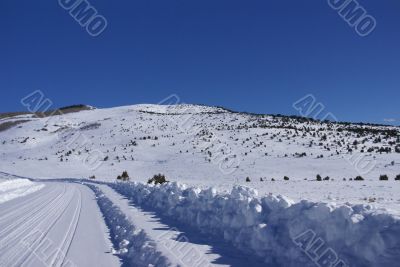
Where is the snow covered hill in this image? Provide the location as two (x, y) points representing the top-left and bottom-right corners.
(0, 104), (399, 266)
(0, 104), (399, 205)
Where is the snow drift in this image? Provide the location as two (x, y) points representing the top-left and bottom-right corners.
(111, 181), (400, 267)
(87, 184), (170, 266)
(0, 178), (44, 204)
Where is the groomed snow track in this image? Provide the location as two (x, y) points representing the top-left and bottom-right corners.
(0, 175), (120, 267)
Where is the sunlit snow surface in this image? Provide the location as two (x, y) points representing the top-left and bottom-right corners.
(0, 104), (399, 266)
(0, 175), (44, 204)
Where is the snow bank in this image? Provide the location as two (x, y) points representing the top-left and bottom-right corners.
(111, 181), (400, 267)
(86, 184), (170, 267)
(0, 178), (44, 204)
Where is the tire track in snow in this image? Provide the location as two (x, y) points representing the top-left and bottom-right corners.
(0, 184), (66, 243)
(9, 186), (77, 267)
(0, 184), (73, 264)
(0, 187), (74, 266)
(52, 187), (82, 267)
(0, 184), (54, 224)
(0, 177), (120, 267)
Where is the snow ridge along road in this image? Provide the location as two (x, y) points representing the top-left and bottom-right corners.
(86, 183), (264, 267)
(109, 180), (400, 267)
(1, 173), (267, 267)
(2, 172), (400, 267)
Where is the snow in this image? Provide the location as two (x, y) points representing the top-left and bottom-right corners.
(129, 104), (228, 114)
(109, 180), (400, 266)
(0, 181), (120, 267)
(0, 175), (44, 204)
(0, 103), (399, 266)
(88, 182), (266, 267)
(86, 183), (170, 266)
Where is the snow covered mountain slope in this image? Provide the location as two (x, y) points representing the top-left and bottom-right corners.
(0, 104), (399, 266)
(0, 104), (399, 208)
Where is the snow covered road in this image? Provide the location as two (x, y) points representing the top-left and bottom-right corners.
(0, 181), (120, 267)
(0, 176), (266, 267)
(88, 183), (265, 267)
(2, 173), (400, 267)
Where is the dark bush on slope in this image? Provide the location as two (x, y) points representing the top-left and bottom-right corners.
(379, 175), (389, 181)
(121, 171), (130, 181)
(148, 174), (168, 185)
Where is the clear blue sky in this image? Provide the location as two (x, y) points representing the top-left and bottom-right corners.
(1, 0), (399, 125)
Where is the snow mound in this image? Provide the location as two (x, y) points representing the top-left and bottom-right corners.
(0, 178), (44, 204)
(87, 184), (170, 266)
(111, 181), (400, 267)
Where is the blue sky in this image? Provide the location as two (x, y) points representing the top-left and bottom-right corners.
(1, 0), (399, 125)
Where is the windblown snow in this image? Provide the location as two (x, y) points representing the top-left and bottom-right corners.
(0, 104), (399, 266)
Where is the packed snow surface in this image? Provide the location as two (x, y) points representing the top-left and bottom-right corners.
(0, 180), (119, 267)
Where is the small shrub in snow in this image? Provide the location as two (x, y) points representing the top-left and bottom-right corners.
(148, 174), (168, 185)
(354, 176), (364, 181)
(379, 175), (389, 181)
(121, 171), (130, 181)
(116, 171), (129, 181)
